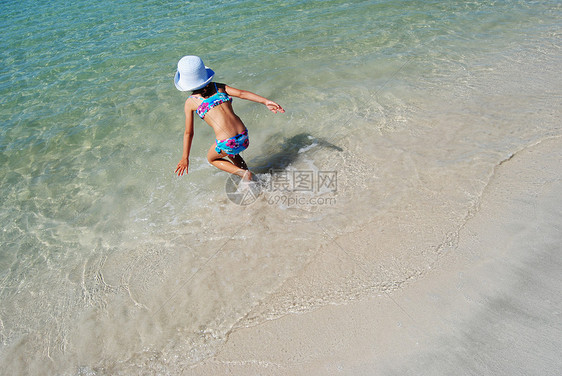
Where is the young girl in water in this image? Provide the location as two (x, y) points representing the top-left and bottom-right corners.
(173, 55), (284, 180)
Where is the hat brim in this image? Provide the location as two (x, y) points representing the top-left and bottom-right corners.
(174, 67), (215, 91)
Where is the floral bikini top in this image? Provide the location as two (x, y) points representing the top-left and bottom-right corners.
(191, 83), (232, 119)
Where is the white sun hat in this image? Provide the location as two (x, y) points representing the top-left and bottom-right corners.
(174, 55), (215, 91)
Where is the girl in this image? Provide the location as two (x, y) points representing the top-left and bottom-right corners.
(173, 55), (284, 181)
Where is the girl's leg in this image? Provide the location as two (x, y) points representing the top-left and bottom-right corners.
(227, 153), (248, 171)
(229, 154), (252, 181)
(207, 145), (251, 180)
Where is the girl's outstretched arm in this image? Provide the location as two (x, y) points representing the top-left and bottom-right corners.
(225, 85), (285, 113)
(175, 101), (195, 176)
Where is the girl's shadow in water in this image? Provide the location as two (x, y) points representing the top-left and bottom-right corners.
(250, 133), (343, 174)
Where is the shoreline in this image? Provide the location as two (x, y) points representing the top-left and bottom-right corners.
(190, 136), (562, 375)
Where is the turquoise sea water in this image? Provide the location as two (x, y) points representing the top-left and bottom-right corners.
(1, 0), (560, 374)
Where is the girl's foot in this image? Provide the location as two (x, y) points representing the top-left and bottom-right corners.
(237, 169), (252, 182)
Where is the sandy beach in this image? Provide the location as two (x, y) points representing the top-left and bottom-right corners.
(2, 2), (560, 374)
(190, 136), (562, 375)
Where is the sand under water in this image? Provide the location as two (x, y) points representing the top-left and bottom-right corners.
(1, 1), (560, 374)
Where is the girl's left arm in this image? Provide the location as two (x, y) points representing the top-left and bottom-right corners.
(225, 85), (285, 113)
(175, 101), (195, 176)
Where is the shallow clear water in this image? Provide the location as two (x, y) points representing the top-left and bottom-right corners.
(1, 0), (560, 374)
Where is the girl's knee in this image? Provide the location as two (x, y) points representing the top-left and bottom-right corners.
(207, 151), (222, 164)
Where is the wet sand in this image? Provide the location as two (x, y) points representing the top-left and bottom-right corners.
(190, 136), (562, 375)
